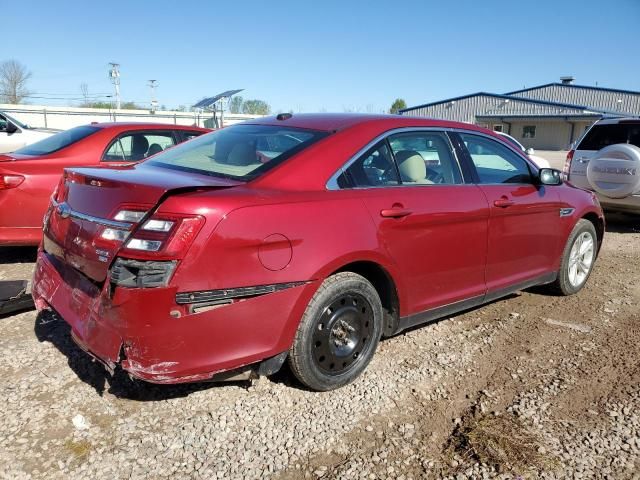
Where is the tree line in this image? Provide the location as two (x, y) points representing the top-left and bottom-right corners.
(1, 59), (408, 115)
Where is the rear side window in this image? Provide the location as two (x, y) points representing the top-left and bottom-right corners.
(460, 133), (532, 184)
(14, 126), (99, 156)
(337, 141), (399, 188)
(578, 123), (640, 151)
(102, 132), (176, 161)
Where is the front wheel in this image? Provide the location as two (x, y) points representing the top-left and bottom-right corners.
(288, 272), (383, 391)
(549, 219), (598, 295)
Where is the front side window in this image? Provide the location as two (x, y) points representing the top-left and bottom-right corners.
(522, 126), (536, 138)
(147, 124), (327, 181)
(388, 131), (462, 185)
(14, 125), (99, 156)
(460, 133), (532, 184)
(0, 112), (28, 130)
(337, 141), (399, 188)
(103, 132), (176, 161)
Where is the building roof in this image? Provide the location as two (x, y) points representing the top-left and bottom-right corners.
(476, 113), (606, 120)
(506, 83), (640, 97)
(399, 91), (611, 115)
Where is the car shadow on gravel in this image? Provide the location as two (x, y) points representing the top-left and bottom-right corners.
(0, 246), (37, 264)
(603, 212), (640, 234)
(34, 310), (250, 401)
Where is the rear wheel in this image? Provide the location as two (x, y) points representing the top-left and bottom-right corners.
(288, 272), (383, 391)
(549, 219), (597, 295)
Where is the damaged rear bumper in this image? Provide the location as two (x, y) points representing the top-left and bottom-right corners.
(33, 252), (123, 371)
(33, 250), (316, 384)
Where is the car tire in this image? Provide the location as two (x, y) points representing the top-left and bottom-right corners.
(288, 272), (383, 391)
(548, 219), (598, 296)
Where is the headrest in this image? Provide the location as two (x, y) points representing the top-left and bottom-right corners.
(227, 142), (257, 166)
(146, 143), (163, 157)
(131, 136), (149, 155)
(396, 150), (426, 183)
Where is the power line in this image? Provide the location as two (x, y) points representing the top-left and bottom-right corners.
(0, 93), (113, 101)
(8, 91), (112, 97)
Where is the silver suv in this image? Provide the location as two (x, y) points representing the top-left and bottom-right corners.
(565, 118), (640, 213)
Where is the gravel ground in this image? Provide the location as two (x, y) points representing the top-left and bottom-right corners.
(0, 213), (638, 479)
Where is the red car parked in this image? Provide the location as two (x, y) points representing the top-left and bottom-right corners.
(32, 114), (604, 391)
(0, 123), (209, 245)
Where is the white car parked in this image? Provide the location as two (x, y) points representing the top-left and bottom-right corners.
(564, 118), (640, 214)
(0, 111), (56, 153)
(496, 132), (551, 169)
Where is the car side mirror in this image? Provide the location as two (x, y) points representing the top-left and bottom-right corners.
(538, 168), (562, 185)
(525, 147), (535, 155)
(5, 121), (18, 134)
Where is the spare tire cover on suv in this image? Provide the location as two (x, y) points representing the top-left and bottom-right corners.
(586, 143), (640, 199)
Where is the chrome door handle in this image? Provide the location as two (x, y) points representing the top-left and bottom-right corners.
(380, 208), (412, 218)
(494, 198), (515, 208)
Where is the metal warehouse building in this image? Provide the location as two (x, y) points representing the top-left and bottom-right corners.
(400, 77), (640, 150)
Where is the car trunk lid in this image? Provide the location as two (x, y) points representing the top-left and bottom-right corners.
(43, 163), (240, 282)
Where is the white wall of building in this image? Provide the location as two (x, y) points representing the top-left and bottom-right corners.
(0, 104), (262, 131)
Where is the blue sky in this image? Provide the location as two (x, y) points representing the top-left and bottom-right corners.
(3, 0), (638, 113)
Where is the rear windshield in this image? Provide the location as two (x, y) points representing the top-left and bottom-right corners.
(15, 125), (100, 156)
(578, 123), (640, 151)
(147, 124), (328, 181)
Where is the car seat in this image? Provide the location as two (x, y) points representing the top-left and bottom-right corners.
(146, 143), (164, 157)
(130, 136), (149, 160)
(395, 151), (433, 184)
(227, 143), (258, 166)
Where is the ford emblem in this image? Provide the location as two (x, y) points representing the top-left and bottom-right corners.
(56, 202), (72, 219)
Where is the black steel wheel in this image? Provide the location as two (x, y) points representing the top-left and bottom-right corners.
(312, 292), (374, 375)
(289, 272), (383, 391)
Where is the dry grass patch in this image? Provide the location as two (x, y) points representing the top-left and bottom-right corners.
(446, 413), (557, 474)
(64, 439), (92, 460)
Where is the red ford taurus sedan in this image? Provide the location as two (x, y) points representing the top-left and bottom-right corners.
(32, 114), (604, 391)
(0, 123), (209, 246)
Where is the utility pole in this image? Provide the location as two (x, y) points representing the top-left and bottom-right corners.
(108, 63), (121, 110)
(148, 79), (158, 112)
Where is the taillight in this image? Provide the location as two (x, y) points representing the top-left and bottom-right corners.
(53, 176), (68, 202)
(562, 150), (574, 180)
(97, 208), (148, 245)
(0, 174), (25, 189)
(114, 210), (147, 222)
(121, 214), (205, 260)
